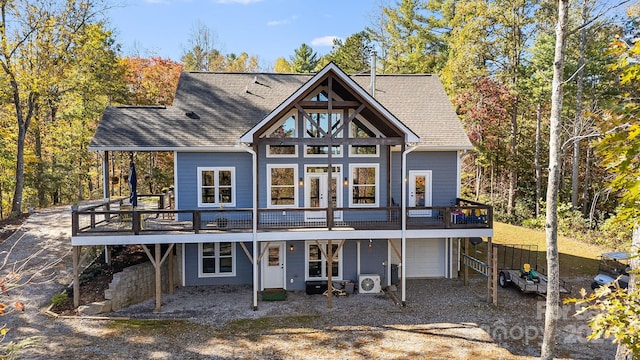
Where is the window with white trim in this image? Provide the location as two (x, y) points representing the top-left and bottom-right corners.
(304, 111), (343, 157)
(197, 167), (235, 207)
(267, 165), (297, 207)
(349, 164), (379, 207)
(266, 113), (298, 157)
(349, 117), (379, 157)
(306, 241), (342, 280)
(199, 242), (235, 277)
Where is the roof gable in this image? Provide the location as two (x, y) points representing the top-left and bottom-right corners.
(239, 63), (421, 144)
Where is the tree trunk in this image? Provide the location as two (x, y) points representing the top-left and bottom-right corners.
(34, 116), (46, 208)
(11, 121), (26, 217)
(507, 105), (518, 217)
(541, 1), (569, 358)
(571, 0), (588, 210)
(535, 101), (542, 218)
(475, 160), (482, 202)
(582, 145), (591, 216)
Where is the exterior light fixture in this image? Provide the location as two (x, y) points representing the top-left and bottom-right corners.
(289, 244), (295, 252)
(343, 177), (348, 186)
(299, 178), (304, 186)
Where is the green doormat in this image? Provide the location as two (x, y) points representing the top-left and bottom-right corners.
(262, 288), (287, 301)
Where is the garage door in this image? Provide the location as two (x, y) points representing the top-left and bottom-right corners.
(405, 238), (445, 278)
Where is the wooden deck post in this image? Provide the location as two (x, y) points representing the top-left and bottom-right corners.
(168, 245), (174, 294)
(463, 238), (469, 286)
(487, 236), (493, 304)
(73, 246), (80, 308)
(327, 239), (333, 309)
(492, 246), (498, 305)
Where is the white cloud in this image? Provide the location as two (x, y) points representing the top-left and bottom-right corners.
(266, 15), (298, 26)
(215, 0), (262, 4)
(144, 0), (169, 3)
(311, 36), (340, 47)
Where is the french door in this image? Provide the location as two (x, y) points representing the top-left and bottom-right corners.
(304, 170), (342, 222)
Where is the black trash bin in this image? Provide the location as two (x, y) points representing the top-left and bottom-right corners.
(391, 264), (399, 285)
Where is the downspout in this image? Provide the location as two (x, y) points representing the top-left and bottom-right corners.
(401, 144), (418, 306)
(240, 144), (259, 310)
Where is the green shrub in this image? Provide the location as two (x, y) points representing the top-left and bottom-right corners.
(50, 292), (68, 306)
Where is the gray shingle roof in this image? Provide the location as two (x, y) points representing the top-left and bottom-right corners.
(90, 69), (472, 150)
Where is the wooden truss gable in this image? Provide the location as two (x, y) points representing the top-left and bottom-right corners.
(239, 63), (421, 146)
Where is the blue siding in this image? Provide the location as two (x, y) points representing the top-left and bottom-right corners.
(184, 242), (254, 286)
(284, 241), (306, 290)
(391, 151), (458, 207)
(285, 239), (386, 291)
(176, 152), (253, 210)
(182, 240), (387, 289)
(358, 239), (388, 278)
(258, 146), (390, 208)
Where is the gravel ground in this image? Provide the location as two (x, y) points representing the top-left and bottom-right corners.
(1, 206), (618, 359)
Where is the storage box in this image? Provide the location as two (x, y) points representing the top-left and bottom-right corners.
(342, 281), (355, 294)
(305, 280), (328, 295)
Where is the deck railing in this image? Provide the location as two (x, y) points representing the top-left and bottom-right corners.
(72, 198), (492, 236)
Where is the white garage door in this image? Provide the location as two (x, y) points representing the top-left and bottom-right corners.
(405, 238), (446, 278)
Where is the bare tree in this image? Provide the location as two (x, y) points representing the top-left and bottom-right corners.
(1, 232), (65, 357)
(541, 0), (569, 357)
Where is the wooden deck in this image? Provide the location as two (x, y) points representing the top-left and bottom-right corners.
(72, 198), (493, 237)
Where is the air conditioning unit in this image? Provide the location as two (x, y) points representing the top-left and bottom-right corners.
(358, 274), (381, 294)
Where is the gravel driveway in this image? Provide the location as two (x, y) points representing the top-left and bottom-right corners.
(1, 206), (617, 359)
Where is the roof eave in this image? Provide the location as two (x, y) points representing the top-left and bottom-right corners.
(88, 145), (248, 152)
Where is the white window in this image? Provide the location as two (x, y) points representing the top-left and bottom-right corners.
(197, 167), (235, 207)
(349, 164), (379, 207)
(266, 113), (298, 158)
(267, 145), (298, 157)
(349, 117), (380, 157)
(267, 165), (298, 207)
(306, 241), (342, 280)
(199, 242), (235, 277)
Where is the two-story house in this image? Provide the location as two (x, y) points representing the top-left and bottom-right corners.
(72, 63), (493, 310)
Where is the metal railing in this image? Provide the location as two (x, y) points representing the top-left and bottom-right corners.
(72, 198), (492, 236)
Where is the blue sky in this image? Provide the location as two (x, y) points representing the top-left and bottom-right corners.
(106, 0), (380, 68)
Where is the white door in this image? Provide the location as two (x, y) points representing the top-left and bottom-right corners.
(408, 170), (432, 217)
(262, 242), (285, 289)
(305, 173), (342, 222)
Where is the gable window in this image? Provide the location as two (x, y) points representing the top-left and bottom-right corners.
(199, 242), (235, 277)
(198, 167), (235, 207)
(267, 145), (298, 157)
(349, 164), (379, 207)
(306, 241), (342, 280)
(267, 165), (297, 207)
(266, 113), (298, 157)
(349, 118), (379, 157)
(304, 111), (342, 157)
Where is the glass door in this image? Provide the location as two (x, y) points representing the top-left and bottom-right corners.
(304, 166), (343, 222)
(408, 170), (432, 217)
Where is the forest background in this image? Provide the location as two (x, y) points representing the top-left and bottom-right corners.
(0, 0), (637, 250)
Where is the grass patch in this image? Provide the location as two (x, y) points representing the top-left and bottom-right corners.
(110, 319), (195, 332)
(222, 315), (319, 334)
(478, 222), (609, 277)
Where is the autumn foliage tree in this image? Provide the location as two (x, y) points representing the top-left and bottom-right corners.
(456, 77), (516, 202)
(122, 57), (183, 106)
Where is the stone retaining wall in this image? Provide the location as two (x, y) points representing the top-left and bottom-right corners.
(104, 258), (179, 311)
